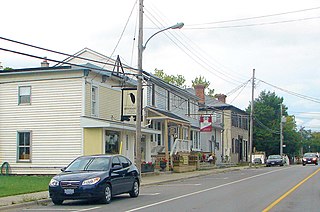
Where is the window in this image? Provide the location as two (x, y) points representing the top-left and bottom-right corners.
(18, 86), (31, 105)
(91, 86), (98, 116)
(105, 131), (120, 154)
(17, 131), (31, 161)
(119, 156), (131, 168)
(151, 84), (155, 106)
(167, 91), (170, 111)
(112, 157), (121, 167)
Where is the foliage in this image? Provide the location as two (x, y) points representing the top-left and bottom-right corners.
(192, 75), (210, 88)
(300, 129), (320, 153)
(3, 67), (13, 71)
(154, 69), (186, 87)
(246, 90), (300, 157)
(0, 175), (52, 197)
(192, 75), (215, 97)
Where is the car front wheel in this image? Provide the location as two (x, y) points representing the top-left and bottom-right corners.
(100, 184), (112, 204)
(129, 180), (139, 197)
(52, 198), (63, 205)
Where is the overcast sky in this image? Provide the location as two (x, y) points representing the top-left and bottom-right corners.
(1, 0), (320, 132)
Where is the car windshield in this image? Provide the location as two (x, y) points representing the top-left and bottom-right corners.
(65, 157), (110, 172)
(268, 155), (281, 159)
(304, 153), (316, 157)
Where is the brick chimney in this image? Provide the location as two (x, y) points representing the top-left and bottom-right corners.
(194, 84), (205, 104)
(41, 57), (49, 67)
(216, 94), (227, 103)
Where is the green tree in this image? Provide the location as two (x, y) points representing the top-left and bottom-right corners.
(192, 75), (210, 88)
(154, 69), (186, 87)
(246, 90), (300, 157)
(192, 75), (215, 97)
(301, 130), (320, 153)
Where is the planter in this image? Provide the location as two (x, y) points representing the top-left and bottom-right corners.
(141, 164), (154, 173)
(159, 161), (167, 171)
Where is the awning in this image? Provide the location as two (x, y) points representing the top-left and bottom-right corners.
(145, 107), (190, 126)
(80, 116), (160, 134)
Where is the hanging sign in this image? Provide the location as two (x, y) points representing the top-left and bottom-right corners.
(200, 115), (212, 132)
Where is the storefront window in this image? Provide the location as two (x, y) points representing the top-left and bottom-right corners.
(105, 131), (120, 154)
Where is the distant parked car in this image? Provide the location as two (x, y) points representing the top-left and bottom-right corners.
(302, 153), (318, 166)
(253, 158), (262, 164)
(266, 155), (284, 167)
(49, 154), (140, 205)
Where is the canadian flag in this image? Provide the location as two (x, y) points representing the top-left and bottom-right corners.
(200, 115), (212, 132)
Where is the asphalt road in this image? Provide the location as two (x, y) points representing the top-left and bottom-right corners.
(8, 165), (320, 212)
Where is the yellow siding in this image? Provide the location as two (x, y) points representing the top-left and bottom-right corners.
(99, 86), (121, 120)
(83, 128), (103, 155)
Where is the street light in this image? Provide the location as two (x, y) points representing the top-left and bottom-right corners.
(136, 0), (184, 174)
(143, 22), (184, 50)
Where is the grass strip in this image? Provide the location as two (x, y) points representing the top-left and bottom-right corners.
(0, 175), (52, 198)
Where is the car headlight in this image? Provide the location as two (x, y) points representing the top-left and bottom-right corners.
(303, 158), (306, 161)
(82, 177), (100, 185)
(49, 179), (59, 187)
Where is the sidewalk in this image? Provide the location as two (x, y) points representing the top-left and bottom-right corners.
(0, 166), (248, 210)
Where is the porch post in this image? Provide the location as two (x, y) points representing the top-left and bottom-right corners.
(164, 119), (169, 170)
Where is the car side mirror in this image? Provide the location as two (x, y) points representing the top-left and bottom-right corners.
(111, 165), (122, 171)
(61, 167), (66, 172)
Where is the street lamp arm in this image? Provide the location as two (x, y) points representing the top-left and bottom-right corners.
(143, 22), (184, 50)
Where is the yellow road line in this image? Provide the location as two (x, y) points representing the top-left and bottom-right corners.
(262, 167), (320, 212)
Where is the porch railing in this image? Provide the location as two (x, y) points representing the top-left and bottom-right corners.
(170, 139), (192, 157)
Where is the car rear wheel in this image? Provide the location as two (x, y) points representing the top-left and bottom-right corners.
(52, 198), (63, 205)
(129, 180), (139, 198)
(100, 184), (112, 204)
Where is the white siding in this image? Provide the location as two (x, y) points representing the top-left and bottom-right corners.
(0, 77), (83, 174)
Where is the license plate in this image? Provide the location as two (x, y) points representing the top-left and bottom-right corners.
(64, 189), (74, 195)
(271, 162), (275, 164)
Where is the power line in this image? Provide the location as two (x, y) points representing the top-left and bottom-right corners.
(144, 10), (242, 85)
(104, 0), (138, 67)
(188, 6), (320, 26)
(186, 16), (320, 30)
(254, 117), (280, 134)
(0, 47), (139, 75)
(226, 78), (251, 96)
(258, 79), (320, 104)
(0, 36), (126, 69)
(229, 79), (251, 104)
(145, 4), (250, 82)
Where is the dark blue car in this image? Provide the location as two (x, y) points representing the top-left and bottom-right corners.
(49, 154), (140, 205)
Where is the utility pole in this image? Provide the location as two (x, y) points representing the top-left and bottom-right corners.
(136, 0), (143, 173)
(280, 104), (283, 156)
(249, 69), (255, 167)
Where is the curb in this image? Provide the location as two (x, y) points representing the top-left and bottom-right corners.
(0, 198), (51, 211)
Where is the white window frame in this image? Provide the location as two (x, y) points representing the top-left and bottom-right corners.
(17, 131), (31, 162)
(91, 85), (99, 117)
(18, 86), (31, 105)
